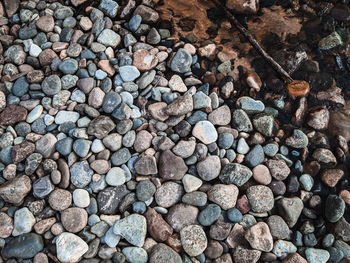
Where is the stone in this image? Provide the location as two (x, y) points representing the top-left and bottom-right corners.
(165, 94), (193, 116)
(312, 148), (337, 165)
(321, 169), (344, 187)
(97, 185), (130, 214)
(0, 175), (31, 205)
(193, 91), (211, 109)
(133, 4), (159, 23)
(36, 15), (55, 32)
(73, 139), (91, 158)
(99, 0), (119, 17)
(73, 189), (90, 208)
(97, 29), (121, 48)
(252, 165), (271, 185)
(56, 233), (88, 263)
(149, 244), (182, 263)
(0, 212), (13, 238)
(219, 163), (252, 186)
(277, 197), (304, 227)
(245, 144), (264, 167)
(35, 133), (57, 158)
(272, 240), (297, 258)
(133, 49), (159, 71)
(170, 48), (192, 73)
(182, 174), (202, 192)
(136, 180), (156, 202)
(237, 97), (265, 114)
(70, 161), (93, 188)
(0, 105), (27, 126)
(283, 253), (307, 263)
(113, 214), (147, 247)
(245, 222), (273, 252)
(90, 159), (110, 174)
(2, 233), (44, 259)
(267, 215), (290, 240)
(33, 176), (54, 199)
(159, 150), (187, 180)
(169, 74), (187, 92)
(105, 167), (126, 186)
(232, 109), (253, 132)
(55, 111), (80, 124)
(198, 204), (221, 226)
(307, 107), (329, 130)
(197, 155), (221, 181)
(119, 65), (140, 82)
(155, 181), (183, 208)
(122, 247), (148, 263)
(88, 115), (115, 139)
(252, 114), (274, 137)
(285, 129), (308, 148)
(59, 59), (78, 74)
(61, 207), (88, 233)
(192, 120), (218, 144)
(266, 159), (290, 181)
(208, 184), (239, 210)
(246, 185), (274, 213)
(233, 246), (261, 263)
(145, 207), (173, 242)
(134, 155), (158, 175)
(180, 225), (208, 257)
(325, 195), (345, 223)
(12, 207), (35, 236)
(318, 31), (343, 50)
(166, 204), (199, 232)
(11, 141), (35, 163)
(305, 248), (330, 263)
(134, 130), (153, 152)
(49, 189), (72, 211)
(208, 105), (231, 125)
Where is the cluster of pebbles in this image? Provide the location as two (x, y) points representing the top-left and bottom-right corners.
(0, 0), (349, 263)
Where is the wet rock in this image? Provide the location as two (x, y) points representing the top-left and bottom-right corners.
(306, 107), (329, 130)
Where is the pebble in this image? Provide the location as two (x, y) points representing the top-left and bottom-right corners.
(245, 144), (264, 167)
(265, 159), (290, 181)
(182, 174), (203, 192)
(119, 65), (140, 82)
(197, 155), (221, 181)
(285, 129), (308, 148)
(246, 185), (274, 213)
(61, 207), (88, 233)
(70, 161), (94, 188)
(305, 248), (330, 263)
(73, 189), (90, 208)
(198, 204), (221, 226)
(97, 29), (121, 48)
(237, 96), (265, 113)
(245, 222), (273, 252)
(113, 214), (147, 247)
(277, 197), (304, 227)
(325, 195), (345, 223)
(208, 105), (231, 125)
(208, 184), (239, 210)
(56, 232), (88, 263)
(49, 189), (72, 211)
(219, 163), (252, 186)
(149, 244), (182, 263)
(192, 120), (218, 144)
(272, 240), (297, 258)
(2, 233), (44, 259)
(159, 150), (187, 180)
(180, 225), (208, 257)
(122, 247), (148, 263)
(106, 167), (126, 186)
(155, 182), (183, 208)
(252, 165), (272, 185)
(12, 207), (36, 236)
(0, 175), (32, 205)
(170, 48), (192, 73)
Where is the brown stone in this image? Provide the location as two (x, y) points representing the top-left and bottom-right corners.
(213, 253), (233, 263)
(61, 207), (88, 233)
(2, 164), (16, 180)
(48, 189), (72, 211)
(34, 217), (56, 235)
(159, 150), (188, 180)
(208, 105), (231, 125)
(90, 159), (110, 174)
(0, 105), (27, 126)
(306, 107), (330, 130)
(0, 175), (31, 205)
(26, 70), (44, 83)
(334, 217), (350, 241)
(148, 102), (169, 121)
(34, 253), (49, 263)
(4, 0), (19, 17)
(145, 207), (173, 242)
(134, 130), (153, 152)
(58, 159), (70, 189)
(252, 164), (271, 185)
(340, 190), (350, 205)
(166, 204), (198, 232)
(133, 5), (159, 23)
(209, 219), (232, 241)
(164, 94), (193, 116)
(321, 169), (344, 187)
(0, 212), (13, 238)
(287, 80), (310, 97)
(39, 49), (58, 66)
(236, 194), (251, 214)
(244, 222), (273, 252)
(11, 141), (35, 163)
(207, 184), (239, 210)
(233, 246), (261, 263)
(205, 240), (223, 259)
(265, 159), (290, 181)
(88, 87), (105, 108)
(134, 155), (158, 175)
(133, 49), (159, 71)
(226, 223), (247, 248)
(98, 60), (115, 76)
(36, 15), (55, 32)
(282, 253), (308, 263)
(88, 115), (115, 139)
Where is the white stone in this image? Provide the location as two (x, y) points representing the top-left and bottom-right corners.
(106, 167), (126, 186)
(91, 139), (105, 153)
(29, 44), (42, 57)
(182, 174), (202, 193)
(237, 138), (250, 154)
(12, 207), (36, 236)
(73, 189), (90, 208)
(26, 105), (43, 123)
(192, 120), (218, 144)
(56, 232), (88, 263)
(169, 74), (187, 92)
(55, 111), (80, 124)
